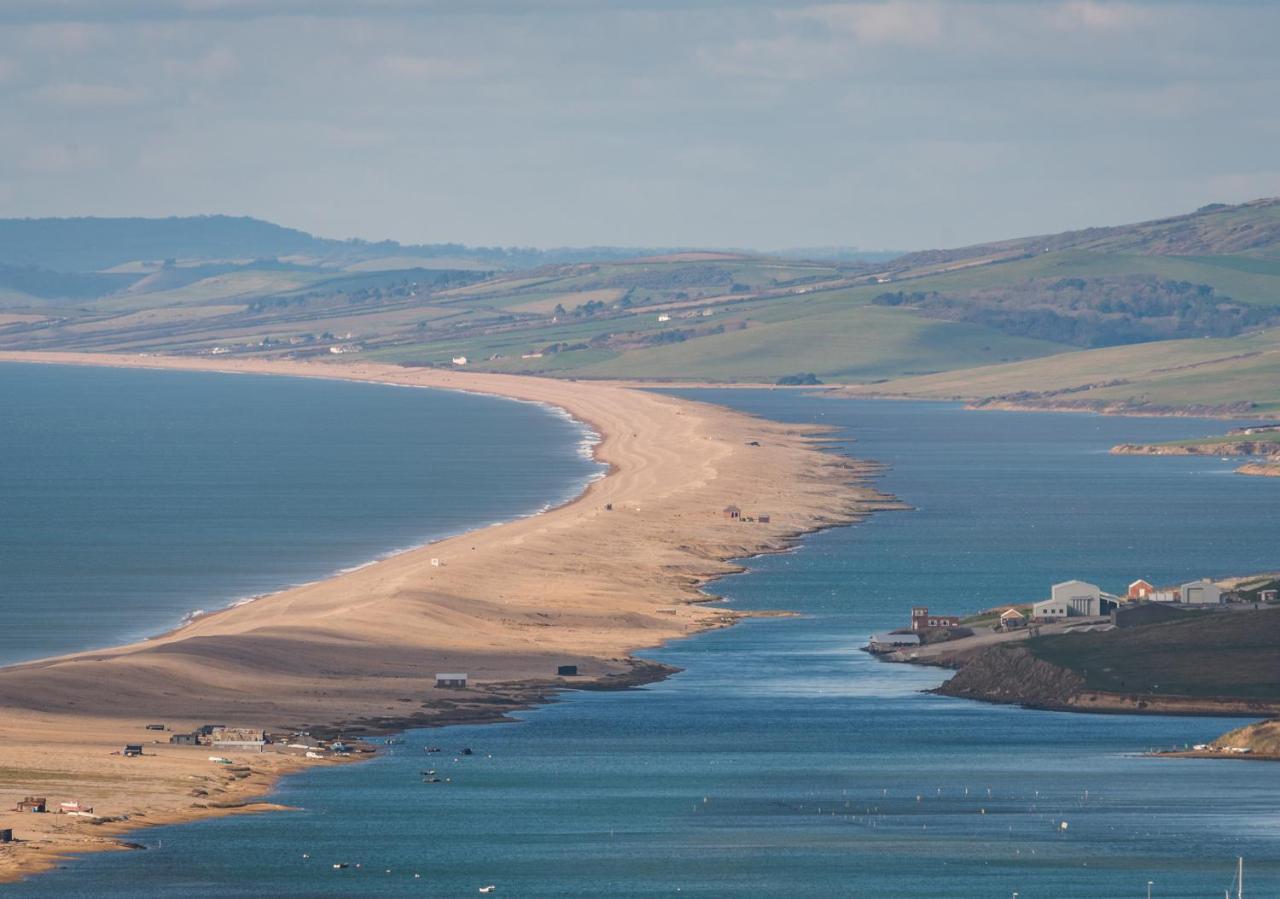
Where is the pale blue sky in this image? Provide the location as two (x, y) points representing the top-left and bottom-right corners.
(1, 1), (1277, 250)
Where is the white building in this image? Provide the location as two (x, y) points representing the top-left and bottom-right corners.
(1149, 589), (1180, 602)
(1033, 598), (1069, 620)
(1051, 580), (1102, 617)
(452, 355), (468, 366)
(1181, 579), (1223, 605)
(657, 313), (671, 322)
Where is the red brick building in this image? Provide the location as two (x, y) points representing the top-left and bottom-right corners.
(911, 607), (960, 631)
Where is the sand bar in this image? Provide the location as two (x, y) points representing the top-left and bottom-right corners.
(0, 351), (901, 883)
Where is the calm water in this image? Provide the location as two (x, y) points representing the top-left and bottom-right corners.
(0, 363), (601, 664)
(9, 384), (1280, 897)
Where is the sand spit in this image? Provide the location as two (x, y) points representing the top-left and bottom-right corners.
(0, 351), (902, 883)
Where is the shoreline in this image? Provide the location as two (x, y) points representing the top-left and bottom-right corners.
(0, 351), (904, 884)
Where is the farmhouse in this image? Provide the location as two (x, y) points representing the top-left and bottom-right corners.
(999, 608), (1027, 630)
(722, 505), (741, 520)
(910, 607), (961, 631)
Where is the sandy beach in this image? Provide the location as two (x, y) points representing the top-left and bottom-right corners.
(0, 351), (900, 883)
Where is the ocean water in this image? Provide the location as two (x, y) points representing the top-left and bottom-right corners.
(8, 384), (1280, 897)
(0, 362), (602, 665)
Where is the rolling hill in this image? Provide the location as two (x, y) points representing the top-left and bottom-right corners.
(1, 199), (1278, 405)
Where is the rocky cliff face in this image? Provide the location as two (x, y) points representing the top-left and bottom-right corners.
(930, 644), (1085, 709)
(1237, 462), (1280, 477)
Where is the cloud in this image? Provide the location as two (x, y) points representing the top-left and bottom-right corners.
(1053, 1), (1151, 31)
(376, 54), (486, 81)
(165, 46), (240, 81)
(33, 82), (148, 106)
(23, 22), (108, 50)
(19, 142), (103, 174)
(789, 1), (944, 47)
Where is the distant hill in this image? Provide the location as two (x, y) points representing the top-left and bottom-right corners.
(0, 215), (708, 274)
(2, 199), (1279, 407)
(888, 198), (1280, 273)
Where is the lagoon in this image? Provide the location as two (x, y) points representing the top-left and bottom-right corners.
(8, 383), (1280, 896)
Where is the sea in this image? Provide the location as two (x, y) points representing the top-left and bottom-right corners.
(3, 368), (1279, 897)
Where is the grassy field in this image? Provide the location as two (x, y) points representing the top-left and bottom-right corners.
(1028, 607), (1280, 699)
(3, 199), (1280, 402)
(844, 328), (1280, 415)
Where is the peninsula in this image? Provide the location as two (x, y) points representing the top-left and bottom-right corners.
(0, 351), (901, 883)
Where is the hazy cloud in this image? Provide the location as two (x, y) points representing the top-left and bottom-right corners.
(1, 1), (1277, 250)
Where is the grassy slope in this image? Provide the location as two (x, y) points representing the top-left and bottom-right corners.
(1028, 607), (1280, 700)
(843, 328), (1280, 414)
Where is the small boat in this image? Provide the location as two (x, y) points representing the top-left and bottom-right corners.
(425, 746), (442, 754)
(479, 886), (497, 894)
(423, 777), (442, 784)
(333, 863), (349, 870)
(461, 748), (474, 756)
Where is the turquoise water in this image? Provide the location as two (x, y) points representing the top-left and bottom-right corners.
(8, 382), (1280, 896)
(0, 363), (601, 664)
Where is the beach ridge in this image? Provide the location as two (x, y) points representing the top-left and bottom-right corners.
(0, 351), (899, 883)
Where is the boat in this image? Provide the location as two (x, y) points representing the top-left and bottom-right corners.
(479, 886), (497, 894)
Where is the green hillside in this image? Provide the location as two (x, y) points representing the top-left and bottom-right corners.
(2, 199), (1280, 397)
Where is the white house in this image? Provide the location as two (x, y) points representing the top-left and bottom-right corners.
(1181, 579), (1223, 605)
(452, 355), (468, 366)
(1051, 580), (1102, 617)
(1033, 598), (1069, 620)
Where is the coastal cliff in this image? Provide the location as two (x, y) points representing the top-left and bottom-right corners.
(927, 605), (1280, 717)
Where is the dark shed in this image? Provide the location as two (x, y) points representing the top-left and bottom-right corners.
(557, 665), (579, 676)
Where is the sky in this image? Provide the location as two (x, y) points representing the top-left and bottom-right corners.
(1, 1), (1278, 251)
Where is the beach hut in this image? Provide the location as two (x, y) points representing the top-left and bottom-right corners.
(722, 505), (741, 520)
(436, 673), (468, 689)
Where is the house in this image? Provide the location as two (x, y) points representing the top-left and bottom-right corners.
(59, 801), (92, 814)
(1181, 579), (1223, 605)
(169, 732), (200, 746)
(999, 608), (1027, 629)
(436, 673), (468, 688)
(557, 665), (579, 676)
(1032, 598), (1069, 620)
(868, 632), (921, 653)
(16, 797), (46, 813)
(910, 607), (961, 631)
(197, 724), (227, 736)
(1127, 579), (1155, 601)
(722, 505), (741, 520)
(1261, 589), (1278, 603)
(451, 355), (468, 366)
(1051, 580), (1102, 616)
(1149, 588), (1180, 603)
